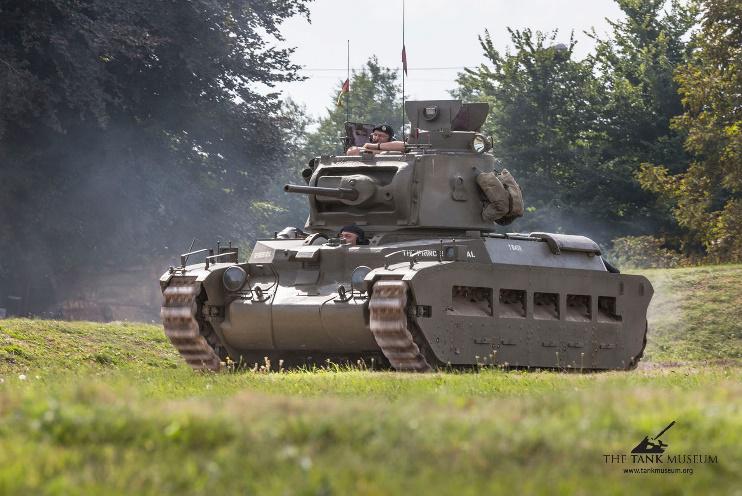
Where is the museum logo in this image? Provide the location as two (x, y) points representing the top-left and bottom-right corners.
(631, 420), (675, 455)
(602, 420), (719, 473)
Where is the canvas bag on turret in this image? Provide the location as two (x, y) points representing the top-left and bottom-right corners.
(476, 169), (524, 225)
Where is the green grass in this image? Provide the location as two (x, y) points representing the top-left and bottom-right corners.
(0, 265), (741, 495)
(637, 264), (742, 363)
(0, 320), (180, 372)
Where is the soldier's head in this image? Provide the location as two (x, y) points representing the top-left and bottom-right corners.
(338, 225), (365, 246)
(371, 124), (394, 143)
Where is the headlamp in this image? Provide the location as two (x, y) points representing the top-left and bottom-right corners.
(223, 266), (247, 291)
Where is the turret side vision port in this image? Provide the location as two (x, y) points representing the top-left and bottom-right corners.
(471, 134), (492, 153)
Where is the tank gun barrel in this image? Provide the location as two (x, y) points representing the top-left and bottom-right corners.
(284, 184), (359, 201)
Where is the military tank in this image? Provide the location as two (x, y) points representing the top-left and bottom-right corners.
(160, 100), (653, 372)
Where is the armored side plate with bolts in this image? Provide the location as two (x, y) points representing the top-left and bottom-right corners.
(160, 100), (652, 372)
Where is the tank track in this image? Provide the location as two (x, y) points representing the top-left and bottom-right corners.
(627, 321), (648, 370)
(161, 276), (223, 371)
(369, 280), (432, 372)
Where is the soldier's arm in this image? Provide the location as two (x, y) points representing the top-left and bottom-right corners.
(362, 141), (406, 153)
(382, 141), (406, 152)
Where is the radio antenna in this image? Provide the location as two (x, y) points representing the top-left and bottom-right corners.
(401, 0), (406, 137)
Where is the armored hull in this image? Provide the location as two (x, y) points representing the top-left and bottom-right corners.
(161, 232), (651, 371)
(160, 99), (653, 371)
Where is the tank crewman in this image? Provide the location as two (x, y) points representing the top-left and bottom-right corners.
(338, 225), (367, 245)
(346, 124), (406, 156)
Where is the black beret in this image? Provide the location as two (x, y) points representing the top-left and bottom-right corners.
(339, 225), (365, 239)
(372, 124), (394, 139)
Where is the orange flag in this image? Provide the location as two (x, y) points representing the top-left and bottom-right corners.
(336, 78), (350, 106)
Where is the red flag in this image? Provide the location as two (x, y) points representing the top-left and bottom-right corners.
(336, 78), (350, 106)
(402, 45), (408, 76)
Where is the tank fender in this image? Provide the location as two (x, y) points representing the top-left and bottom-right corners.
(362, 266), (407, 293)
(530, 232), (601, 256)
(159, 264), (217, 290)
(160, 263), (245, 306)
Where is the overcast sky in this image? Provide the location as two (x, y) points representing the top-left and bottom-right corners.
(273, 0), (625, 120)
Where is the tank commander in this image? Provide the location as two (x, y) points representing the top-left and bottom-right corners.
(346, 124), (406, 156)
(338, 225), (367, 245)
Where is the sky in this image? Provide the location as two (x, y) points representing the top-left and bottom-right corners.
(273, 0), (625, 121)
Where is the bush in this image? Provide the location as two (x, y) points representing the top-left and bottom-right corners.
(605, 236), (689, 269)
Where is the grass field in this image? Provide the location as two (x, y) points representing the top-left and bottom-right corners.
(1, 265), (740, 495)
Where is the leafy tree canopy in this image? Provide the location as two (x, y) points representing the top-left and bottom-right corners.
(638, 0), (742, 261)
(0, 0), (309, 308)
(588, 0), (697, 165)
(454, 28), (614, 239)
(455, 1), (697, 246)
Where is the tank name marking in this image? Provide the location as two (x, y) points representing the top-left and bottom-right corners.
(402, 249), (439, 257)
(400, 249), (476, 259)
(507, 244), (522, 252)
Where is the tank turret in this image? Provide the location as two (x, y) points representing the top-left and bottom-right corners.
(287, 100), (502, 237)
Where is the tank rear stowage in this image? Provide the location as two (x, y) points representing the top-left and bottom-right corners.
(160, 100), (653, 371)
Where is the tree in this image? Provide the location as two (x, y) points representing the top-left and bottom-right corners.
(0, 0), (309, 312)
(454, 29), (609, 239)
(589, 0), (696, 165)
(455, 2), (697, 246)
(254, 98), (315, 236)
(638, 0), (742, 261)
(588, 0), (697, 245)
(306, 57), (403, 155)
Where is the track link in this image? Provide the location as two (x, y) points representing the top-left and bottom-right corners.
(369, 280), (432, 372)
(161, 276), (222, 371)
(627, 320), (648, 370)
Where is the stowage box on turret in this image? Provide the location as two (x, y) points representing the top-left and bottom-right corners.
(160, 100), (653, 371)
